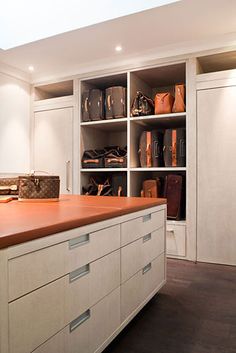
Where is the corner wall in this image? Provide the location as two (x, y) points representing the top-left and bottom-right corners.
(0, 70), (31, 173)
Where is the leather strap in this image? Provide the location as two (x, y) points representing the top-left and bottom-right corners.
(146, 131), (152, 167)
(172, 130), (177, 167)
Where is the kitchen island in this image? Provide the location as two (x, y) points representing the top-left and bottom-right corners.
(0, 195), (166, 353)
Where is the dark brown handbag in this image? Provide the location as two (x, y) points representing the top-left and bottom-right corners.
(163, 128), (186, 167)
(0, 177), (19, 195)
(172, 84), (185, 113)
(131, 91), (154, 117)
(164, 174), (184, 220)
(154, 92), (174, 114)
(105, 86), (127, 119)
(18, 175), (60, 201)
(104, 147), (127, 168)
(138, 131), (164, 167)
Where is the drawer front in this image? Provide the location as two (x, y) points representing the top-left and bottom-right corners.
(33, 287), (120, 353)
(121, 271), (142, 322)
(8, 224), (120, 301)
(121, 227), (165, 283)
(9, 278), (65, 353)
(121, 210), (164, 246)
(65, 250), (120, 324)
(141, 253), (165, 302)
(121, 253), (165, 322)
(89, 287), (120, 353)
(33, 330), (66, 353)
(66, 224), (120, 272)
(166, 223), (186, 257)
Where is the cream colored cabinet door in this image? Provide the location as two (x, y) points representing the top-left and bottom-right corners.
(34, 107), (73, 193)
(197, 85), (236, 265)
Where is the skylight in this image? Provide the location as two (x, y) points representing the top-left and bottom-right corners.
(0, 0), (179, 50)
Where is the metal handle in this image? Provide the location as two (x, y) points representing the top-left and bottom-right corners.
(142, 262), (152, 275)
(143, 214), (151, 222)
(69, 234), (90, 249)
(167, 229), (175, 234)
(70, 309), (90, 332)
(66, 160), (70, 192)
(143, 233), (152, 243)
(69, 264), (90, 283)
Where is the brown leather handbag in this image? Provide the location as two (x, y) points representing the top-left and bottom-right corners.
(154, 93), (174, 114)
(141, 179), (161, 198)
(18, 174), (60, 201)
(172, 84), (185, 113)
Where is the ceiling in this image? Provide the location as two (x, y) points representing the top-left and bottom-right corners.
(0, 0), (236, 83)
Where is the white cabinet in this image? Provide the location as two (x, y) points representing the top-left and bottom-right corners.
(1, 205), (166, 353)
(34, 107), (73, 194)
(197, 81), (236, 265)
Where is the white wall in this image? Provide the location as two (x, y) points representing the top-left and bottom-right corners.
(0, 71), (31, 173)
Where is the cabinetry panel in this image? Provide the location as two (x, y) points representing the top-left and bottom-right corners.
(34, 107), (73, 194)
(166, 222), (186, 257)
(197, 86), (236, 265)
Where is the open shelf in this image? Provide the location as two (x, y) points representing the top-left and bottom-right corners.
(81, 168), (127, 172)
(131, 167), (186, 172)
(130, 113), (186, 128)
(80, 118), (127, 131)
(197, 50), (236, 74)
(34, 80), (73, 101)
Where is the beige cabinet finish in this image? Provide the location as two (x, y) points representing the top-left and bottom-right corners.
(197, 84), (236, 265)
(166, 222), (186, 257)
(1, 205), (166, 353)
(34, 107), (73, 193)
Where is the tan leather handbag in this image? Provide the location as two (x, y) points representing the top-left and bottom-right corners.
(172, 84), (185, 113)
(154, 93), (174, 114)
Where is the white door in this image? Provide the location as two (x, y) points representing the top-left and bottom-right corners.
(34, 108), (73, 194)
(197, 85), (236, 265)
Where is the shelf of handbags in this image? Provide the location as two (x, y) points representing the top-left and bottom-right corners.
(130, 170), (186, 221)
(81, 172), (127, 197)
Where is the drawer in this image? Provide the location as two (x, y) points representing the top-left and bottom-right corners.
(65, 250), (120, 324)
(121, 253), (165, 322)
(33, 287), (120, 353)
(8, 224), (120, 301)
(9, 278), (65, 353)
(166, 222), (186, 257)
(9, 250), (120, 353)
(121, 210), (164, 246)
(141, 253), (165, 302)
(121, 227), (165, 283)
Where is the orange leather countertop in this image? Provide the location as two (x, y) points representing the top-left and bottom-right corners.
(0, 195), (166, 249)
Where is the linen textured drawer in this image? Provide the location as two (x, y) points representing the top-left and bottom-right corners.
(121, 227), (165, 283)
(166, 222), (186, 257)
(121, 210), (164, 246)
(9, 250), (120, 353)
(121, 253), (165, 322)
(65, 250), (120, 324)
(8, 224), (120, 301)
(33, 287), (120, 353)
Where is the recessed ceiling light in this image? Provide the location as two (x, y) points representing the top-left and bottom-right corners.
(115, 45), (122, 52)
(28, 65), (34, 72)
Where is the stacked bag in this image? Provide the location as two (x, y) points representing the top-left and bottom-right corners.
(82, 146), (127, 169)
(81, 86), (126, 121)
(131, 83), (185, 116)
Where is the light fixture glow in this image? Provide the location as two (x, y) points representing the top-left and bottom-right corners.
(0, 0), (180, 50)
(115, 45), (122, 52)
(28, 65), (34, 72)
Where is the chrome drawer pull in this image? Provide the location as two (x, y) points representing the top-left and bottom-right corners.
(167, 229), (175, 234)
(69, 264), (90, 283)
(70, 309), (90, 332)
(143, 233), (152, 243)
(69, 234), (90, 249)
(143, 214), (151, 222)
(142, 262), (152, 275)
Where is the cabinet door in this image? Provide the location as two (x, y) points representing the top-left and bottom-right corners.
(34, 107), (73, 193)
(197, 85), (236, 265)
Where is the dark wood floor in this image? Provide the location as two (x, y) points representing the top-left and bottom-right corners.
(105, 259), (236, 353)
